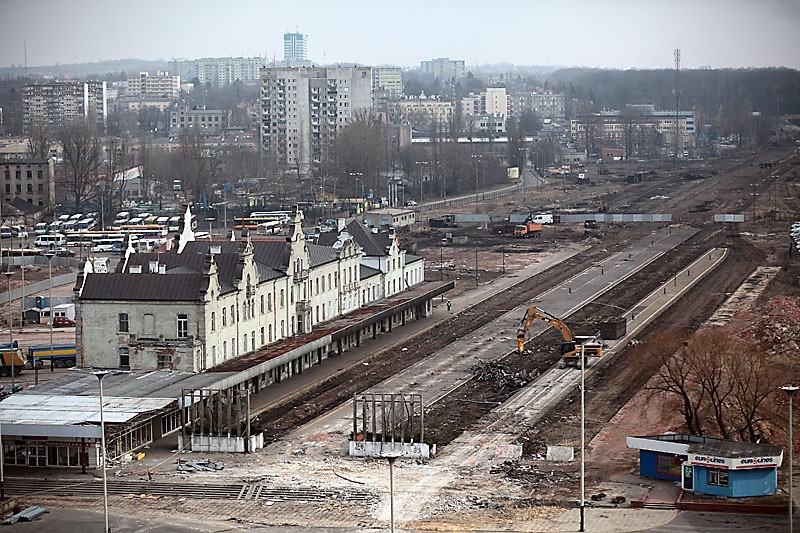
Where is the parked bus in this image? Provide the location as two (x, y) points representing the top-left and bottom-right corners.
(77, 218), (97, 231)
(167, 216), (181, 232)
(34, 222), (48, 236)
(234, 212), (290, 230)
(91, 236), (125, 253)
(118, 224), (168, 239)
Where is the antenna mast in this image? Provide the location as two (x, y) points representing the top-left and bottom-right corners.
(673, 47), (681, 161)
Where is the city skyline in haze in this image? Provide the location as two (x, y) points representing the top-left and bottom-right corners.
(1, 0), (799, 71)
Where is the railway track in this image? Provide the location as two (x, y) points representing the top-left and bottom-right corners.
(3, 477), (375, 503)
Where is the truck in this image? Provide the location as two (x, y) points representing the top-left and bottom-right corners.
(514, 222), (543, 238)
(531, 214), (554, 225)
(516, 306), (602, 368)
(0, 348), (26, 376)
(28, 344), (77, 368)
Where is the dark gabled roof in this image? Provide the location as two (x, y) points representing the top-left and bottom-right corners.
(307, 243), (337, 267)
(346, 220), (391, 256)
(117, 251), (207, 273)
(252, 241), (290, 271)
(80, 272), (207, 301)
(360, 264), (380, 279)
(405, 253), (423, 264)
(318, 220), (391, 257)
(120, 251), (243, 294)
(316, 230), (339, 247)
(9, 197), (41, 215)
(256, 264), (284, 282)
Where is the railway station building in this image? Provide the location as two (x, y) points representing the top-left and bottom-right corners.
(627, 433), (783, 498)
(0, 206), (452, 468)
(75, 206), (426, 373)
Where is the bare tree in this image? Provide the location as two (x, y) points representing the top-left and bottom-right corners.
(27, 122), (52, 160)
(644, 329), (706, 435)
(57, 119), (104, 212)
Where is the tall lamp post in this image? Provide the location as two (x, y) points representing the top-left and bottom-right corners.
(3, 271), (13, 388)
(579, 343), (586, 532)
(782, 385), (799, 533)
(93, 370), (112, 533)
(349, 172), (363, 213)
(44, 252), (55, 378)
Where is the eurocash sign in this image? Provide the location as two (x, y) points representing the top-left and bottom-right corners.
(689, 453), (782, 470)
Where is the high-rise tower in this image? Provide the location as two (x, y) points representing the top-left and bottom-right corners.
(283, 32), (308, 63)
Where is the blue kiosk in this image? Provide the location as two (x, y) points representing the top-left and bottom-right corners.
(627, 434), (783, 498)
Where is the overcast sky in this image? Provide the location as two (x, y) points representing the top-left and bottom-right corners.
(1, 0), (799, 70)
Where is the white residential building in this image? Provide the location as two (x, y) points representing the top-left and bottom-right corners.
(260, 66), (372, 177)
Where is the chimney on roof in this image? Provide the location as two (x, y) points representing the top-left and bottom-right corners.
(149, 260), (159, 273)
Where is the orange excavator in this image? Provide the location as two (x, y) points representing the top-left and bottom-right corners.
(516, 306), (602, 367)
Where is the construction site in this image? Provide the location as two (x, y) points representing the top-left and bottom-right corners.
(2, 139), (800, 532)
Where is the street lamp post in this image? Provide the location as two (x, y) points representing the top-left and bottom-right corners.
(94, 370), (112, 533)
(782, 385), (799, 533)
(45, 252), (55, 377)
(579, 343), (586, 532)
(3, 271), (13, 388)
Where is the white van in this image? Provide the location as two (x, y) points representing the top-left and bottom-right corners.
(34, 234), (67, 248)
(532, 214), (554, 225)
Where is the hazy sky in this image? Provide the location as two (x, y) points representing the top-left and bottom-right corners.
(1, 0), (799, 70)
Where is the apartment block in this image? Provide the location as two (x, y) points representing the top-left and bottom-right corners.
(420, 58), (465, 81)
(0, 158), (55, 209)
(169, 106), (226, 134)
(260, 66), (372, 177)
(387, 99), (454, 132)
(169, 57), (266, 87)
(508, 91), (566, 121)
(22, 81), (107, 133)
(372, 67), (403, 98)
(127, 72), (181, 100)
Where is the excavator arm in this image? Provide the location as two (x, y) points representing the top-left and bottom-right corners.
(516, 306), (574, 354)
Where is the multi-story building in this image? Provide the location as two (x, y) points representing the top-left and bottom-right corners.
(169, 57), (266, 87)
(169, 106), (226, 134)
(0, 158), (55, 210)
(260, 66), (372, 177)
(507, 91), (566, 121)
(570, 105), (696, 157)
(420, 58), (465, 81)
(372, 67), (403, 98)
(76, 206), (425, 372)
(22, 81), (107, 133)
(126, 72), (181, 100)
(284, 32), (308, 64)
(387, 99), (454, 132)
(483, 87), (508, 117)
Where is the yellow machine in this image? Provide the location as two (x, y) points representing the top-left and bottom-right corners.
(516, 306), (602, 367)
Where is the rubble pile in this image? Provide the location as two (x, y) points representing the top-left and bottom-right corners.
(490, 460), (576, 487)
(176, 458), (224, 473)
(471, 360), (537, 390)
(728, 296), (800, 357)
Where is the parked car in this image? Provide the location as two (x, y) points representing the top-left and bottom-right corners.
(53, 247), (76, 257)
(0, 384), (23, 399)
(52, 316), (76, 327)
